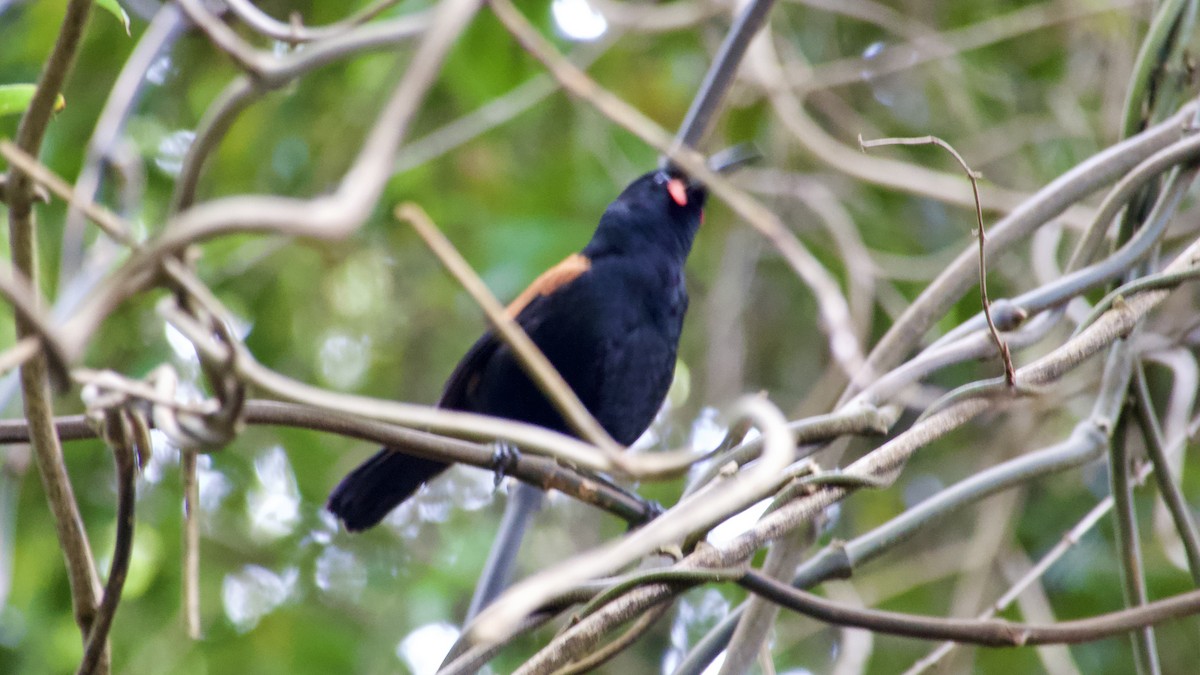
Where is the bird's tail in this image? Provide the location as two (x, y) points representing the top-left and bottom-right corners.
(327, 449), (448, 531)
(465, 481), (545, 619)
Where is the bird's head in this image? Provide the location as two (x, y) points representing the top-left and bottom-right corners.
(621, 168), (708, 222)
(586, 169), (706, 260)
(586, 146), (756, 260)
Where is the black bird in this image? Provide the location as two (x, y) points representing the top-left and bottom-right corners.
(326, 167), (707, 609)
(328, 169), (706, 527)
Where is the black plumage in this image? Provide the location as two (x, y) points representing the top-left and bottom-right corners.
(327, 169), (707, 532)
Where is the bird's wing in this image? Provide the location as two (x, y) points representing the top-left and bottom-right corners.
(438, 253), (593, 410)
(503, 253), (592, 319)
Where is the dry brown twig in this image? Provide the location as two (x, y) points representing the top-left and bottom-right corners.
(859, 134), (1016, 385)
(4, 2), (106, 668)
(398, 203), (625, 464)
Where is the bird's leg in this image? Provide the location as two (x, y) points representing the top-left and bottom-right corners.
(627, 497), (664, 530)
(489, 440), (521, 487)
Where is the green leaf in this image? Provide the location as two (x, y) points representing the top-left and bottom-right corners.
(0, 84), (66, 117)
(96, 0), (131, 36)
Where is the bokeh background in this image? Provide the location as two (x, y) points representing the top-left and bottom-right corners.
(4, 0), (1197, 673)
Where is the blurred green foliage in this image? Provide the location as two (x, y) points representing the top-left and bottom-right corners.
(2, 1), (1196, 674)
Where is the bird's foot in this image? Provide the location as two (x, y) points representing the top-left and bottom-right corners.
(489, 441), (521, 487)
(630, 498), (665, 528)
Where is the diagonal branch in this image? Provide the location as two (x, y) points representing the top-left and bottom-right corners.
(398, 203), (624, 462)
(671, 0), (778, 151)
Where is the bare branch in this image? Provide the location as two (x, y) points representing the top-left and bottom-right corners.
(4, 0), (105, 665)
(470, 395), (794, 646)
(523, 233), (1200, 674)
(181, 449), (201, 639)
(671, 0), (778, 151)
(77, 410), (142, 675)
(859, 134), (1015, 384)
(62, 3), (185, 276)
(1132, 365), (1200, 583)
(0, 401), (658, 524)
(398, 203), (624, 462)
(223, 0), (405, 43)
(840, 101), (1198, 403)
(0, 250), (73, 389)
(58, 0), (477, 359)
(738, 571), (1200, 647)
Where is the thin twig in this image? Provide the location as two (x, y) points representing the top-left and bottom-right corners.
(0, 140), (135, 245)
(223, 0), (405, 43)
(569, 568), (746, 625)
(0, 401), (659, 524)
(907, 463), (1156, 673)
(931, 136), (1200, 351)
(859, 134), (1015, 384)
(77, 410), (142, 675)
(393, 39), (613, 174)
(169, 78), (258, 214)
(1132, 365), (1200, 584)
(0, 254), (73, 390)
(1072, 267), (1200, 337)
(182, 449), (201, 638)
(1106, 350), (1161, 675)
(169, 12), (433, 213)
(61, 3), (185, 277)
(839, 101), (1198, 404)
(397, 203), (624, 462)
(177, 0), (431, 87)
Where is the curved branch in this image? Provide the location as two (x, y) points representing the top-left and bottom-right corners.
(223, 0), (404, 43)
(472, 396), (794, 650)
(5, 0), (105, 662)
(524, 233), (1200, 675)
(60, 0), (478, 360)
(177, 0), (430, 86)
(738, 571), (1200, 647)
(932, 134), (1200, 350)
(0, 401), (659, 526)
(77, 411), (141, 675)
(840, 100), (1197, 403)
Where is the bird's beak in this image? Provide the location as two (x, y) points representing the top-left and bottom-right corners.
(667, 178), (689, 206)
(708, 143), (761, 175)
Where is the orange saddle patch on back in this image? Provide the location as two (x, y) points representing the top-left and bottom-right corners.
(504, 253), (592, 319)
